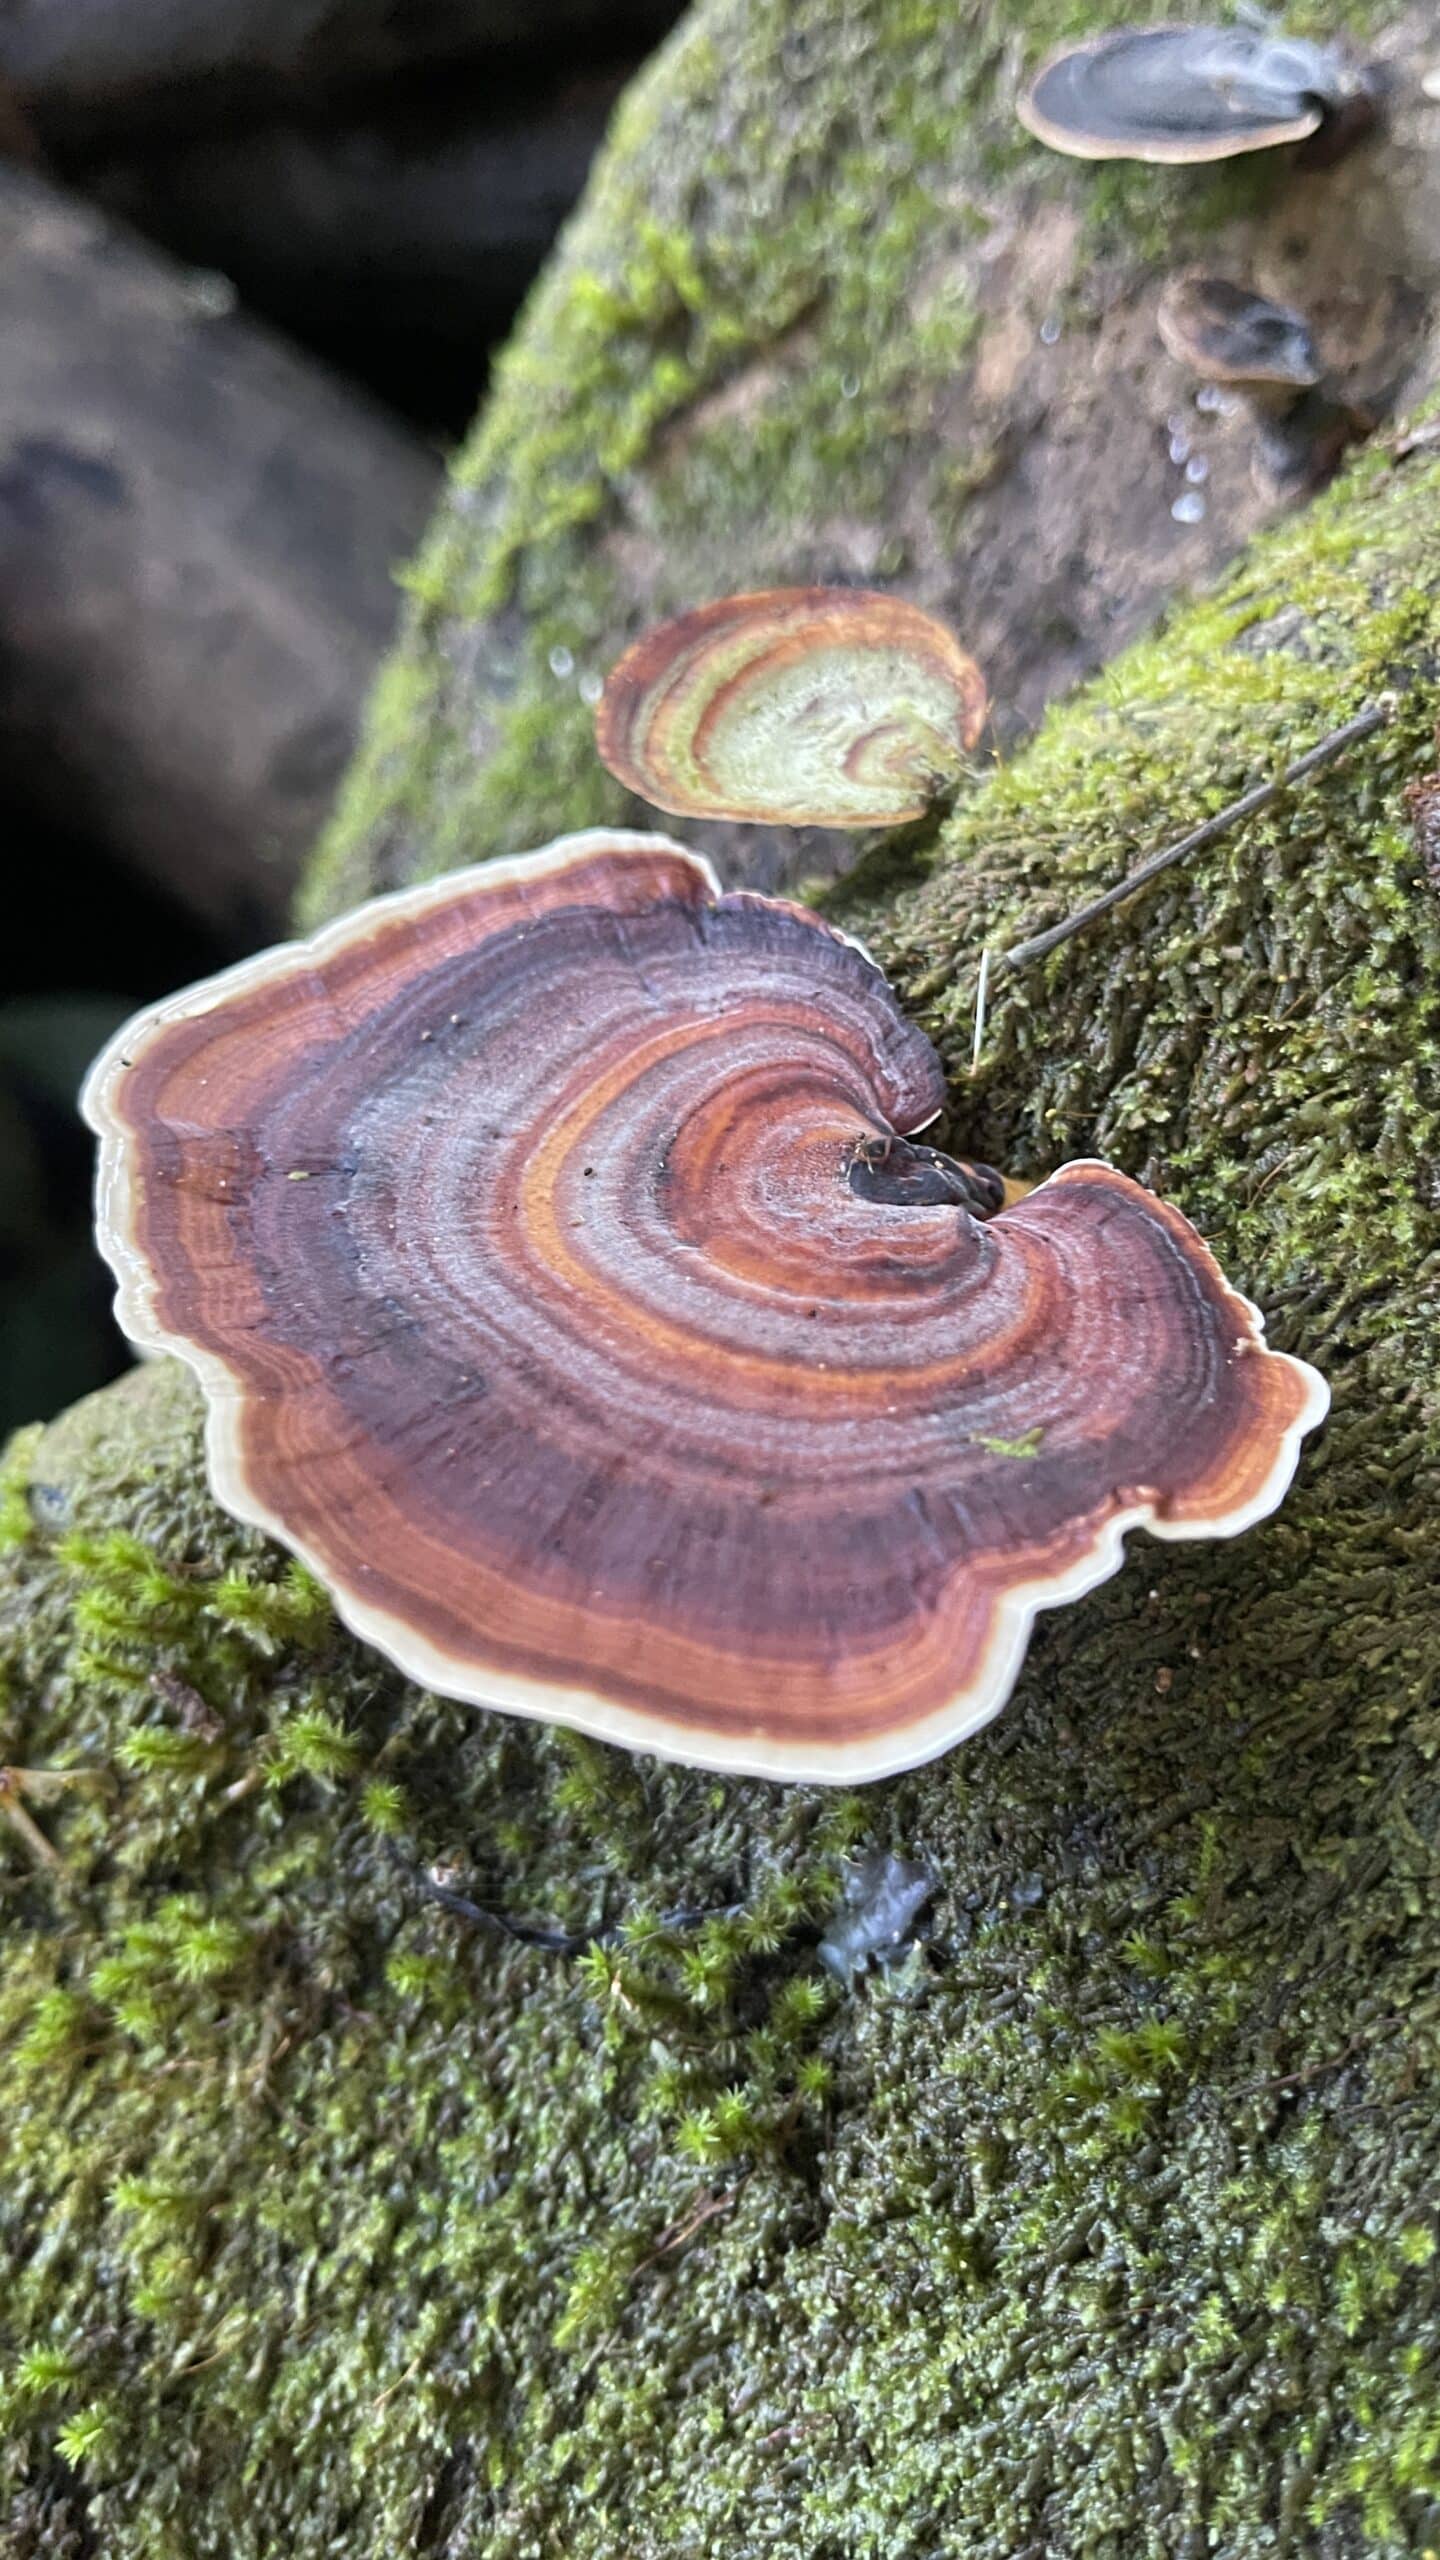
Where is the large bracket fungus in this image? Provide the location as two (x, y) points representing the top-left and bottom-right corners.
(1018, 25), (1365, 164)
(596, 587), (988, 829)
(84, 832), (1328, 1783)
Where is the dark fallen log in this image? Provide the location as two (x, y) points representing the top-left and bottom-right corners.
(1, 0), (682, 144)
(82, 76), (628, 425)
(0, 161), (438, 944)
(0, 72), (43, 163)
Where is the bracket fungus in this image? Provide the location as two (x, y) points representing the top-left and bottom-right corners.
(1157, 274), (1359, 493)
(84, 830), (1328, 1784)
(1018, 25), (1365, 163)
(595, 588), (987, 829)
(1157, 274), (1321, 396)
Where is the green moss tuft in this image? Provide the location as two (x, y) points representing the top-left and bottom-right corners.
(0, 1426), (42, 1555)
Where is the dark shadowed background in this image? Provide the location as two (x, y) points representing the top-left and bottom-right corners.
(0, 0), (685, 1429)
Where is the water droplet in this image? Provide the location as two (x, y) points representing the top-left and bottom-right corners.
(548, 644), (575, 679)
(185, 269), (237, 318)
(1195, 384), (1224, 414)
(1039, 315), (1061, 346)
(579, 670), (604, 707)
(1172, 489), (1207, 525)
(1167, 411), (1188, 438)
(1169, 432), (1191, 466)
(840, 372), (861, 399)
(1185, 455), (1209, 485)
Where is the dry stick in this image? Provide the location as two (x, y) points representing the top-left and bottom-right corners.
(981, 698), (1394, 1012)
(970, 944), (992, 1074)
(387, 1843), (746, 1958)
(631, 2186), (741, 2280)
(0, 1768), (62, 1869)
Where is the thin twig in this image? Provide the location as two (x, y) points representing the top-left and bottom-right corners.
(970, 944), (991, 1073)
(0, 1767), (63, 1869)
(998, 699), (1393, 974)
(1232, 2016), (1401, 2101)
(632, 2185), (740, 2280)
(389, 1853), (589, 1952)
(370, 2350), (423, 2412)
(386, 1844), (744, 1957)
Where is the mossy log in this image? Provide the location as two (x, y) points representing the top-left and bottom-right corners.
(302, 0), (1440, 917)
(3, 2), (1440, 2555)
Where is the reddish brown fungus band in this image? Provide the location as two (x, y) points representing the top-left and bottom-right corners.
(84, 831), (1328, 1783)
(596, 588), (988, 830)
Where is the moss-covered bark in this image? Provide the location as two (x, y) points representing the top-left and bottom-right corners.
(300, 0), (1440, 919)
(4, 1), (1440, 2554)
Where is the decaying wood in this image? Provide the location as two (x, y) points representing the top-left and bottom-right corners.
(0, 0), (682, 142)
(306, 8), (1440, 920)
(0, 161), (438, 941)
(81, 77), (629, 413)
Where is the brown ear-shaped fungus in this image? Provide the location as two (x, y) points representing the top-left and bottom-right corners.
(1157, 276), (1322, 394)
(1157, 274), (1360, 492)
(595, 588), (988, 828)
(1019, 25), (1360, 163)
(83, 830), (1328, 1784)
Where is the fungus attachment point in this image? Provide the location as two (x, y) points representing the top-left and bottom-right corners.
(847, 1132), (1005, 1219)
(85, 832), (1328, 1784)
(595, 588), (987, 828)
(1019, 25), (1362, 164)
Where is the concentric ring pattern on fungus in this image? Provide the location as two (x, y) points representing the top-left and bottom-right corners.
(84, 831), (1329, 1782)
(1016, 26), (1345, 162)
(596, 588), (988, 828)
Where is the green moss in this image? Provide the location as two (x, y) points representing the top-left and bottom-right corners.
(303, 0), (1407, 931)
(0, 1425), (40, 1554)
(836, 433), (1440, 1358)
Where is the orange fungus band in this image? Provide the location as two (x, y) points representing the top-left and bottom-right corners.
(596, 588), (988, 829)
(84, 830), (1328, 1782)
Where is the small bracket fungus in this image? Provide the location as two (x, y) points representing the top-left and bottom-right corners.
(1157, 274), (1321, 396)
(1018, 25), (1365, 164)
(595, 588), (987, 828)
(84, 831), (1328, 1785)
(1157, 274), (1360, 494)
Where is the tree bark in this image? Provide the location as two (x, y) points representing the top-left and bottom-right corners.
(302, 0), (1440, 917)
(2, 4), (1439, 2556)
(0, 162), (438, 944)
